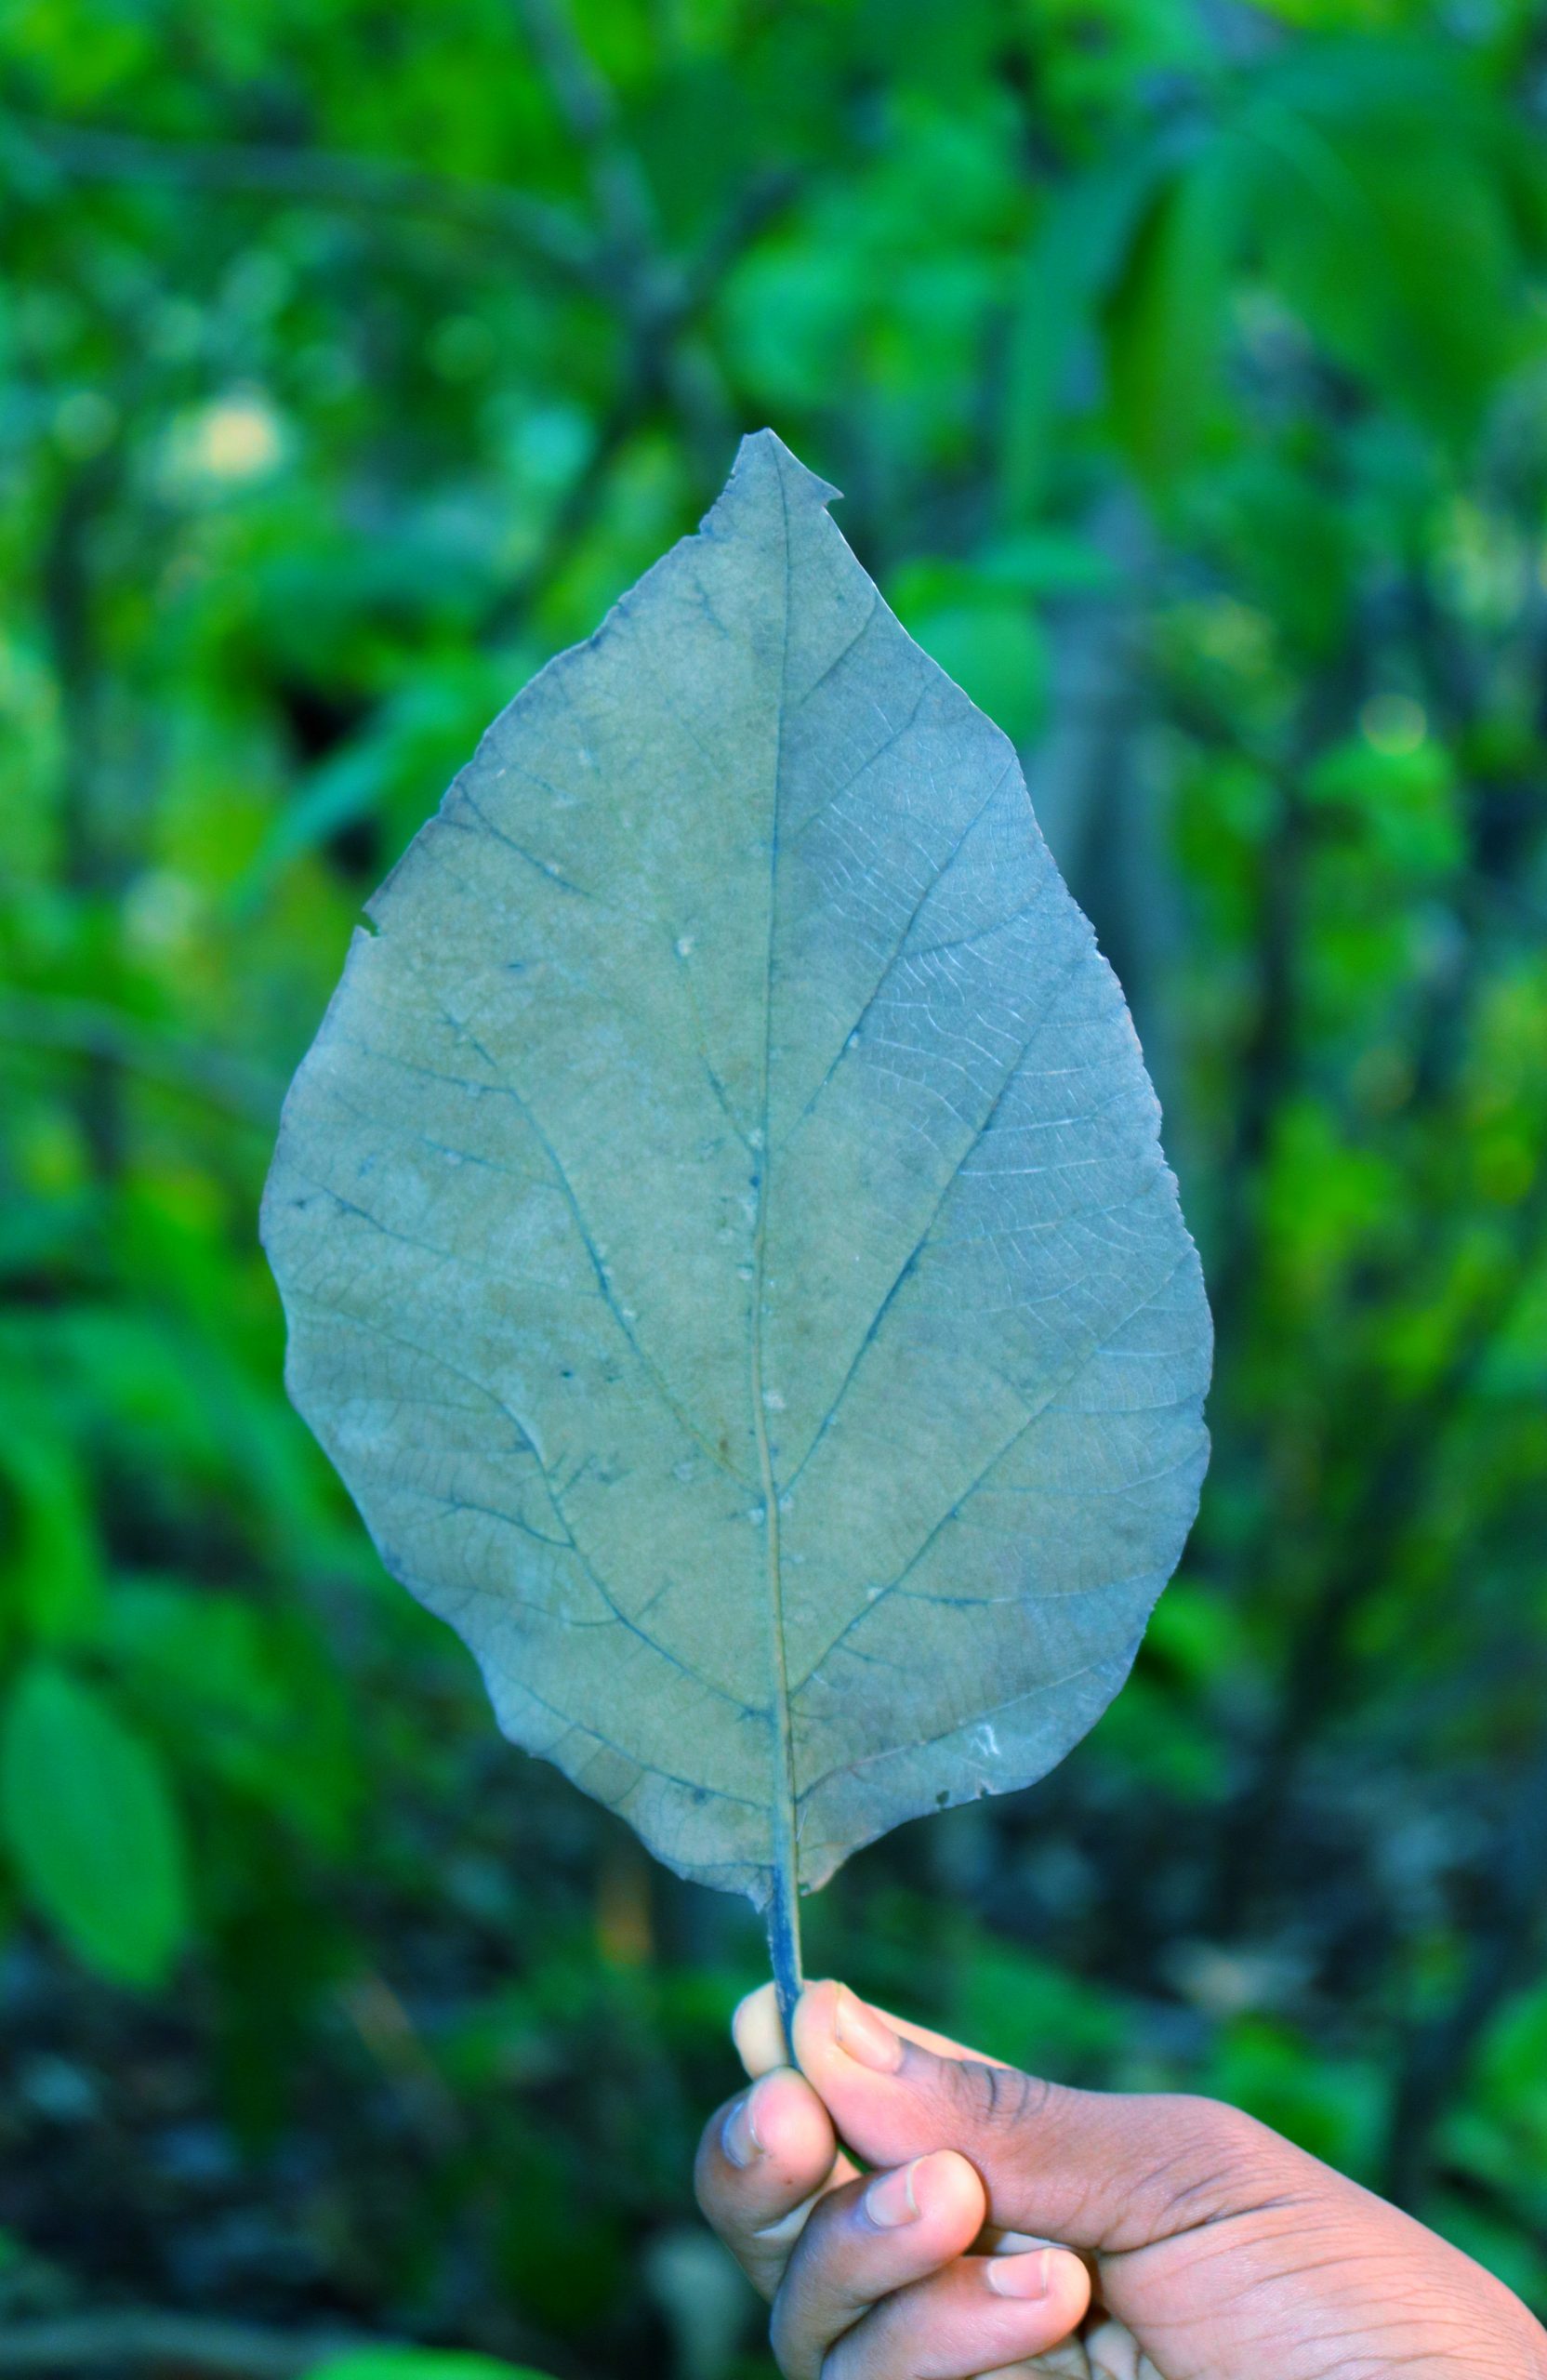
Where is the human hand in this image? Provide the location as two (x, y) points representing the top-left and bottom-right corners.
(694, 1977), (1547, 2379)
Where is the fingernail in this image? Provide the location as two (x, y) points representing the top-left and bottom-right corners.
(863, 2160), (920, 2228)
(833, 1988), (904, 2073)
(986, 2247), (1052, 2299)
(721, 2082), (766, 2169)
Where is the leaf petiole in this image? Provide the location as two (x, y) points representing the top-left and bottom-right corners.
(766, 1855), (803, 2061)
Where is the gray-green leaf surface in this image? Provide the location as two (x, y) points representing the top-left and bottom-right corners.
(262, 430), (1211, 1934)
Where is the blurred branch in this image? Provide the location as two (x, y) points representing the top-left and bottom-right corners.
(1204, 567), (1547, 1928)
(481, 7), (799, 640)
(0, 2309), (364, 2377)
(512, 0), (661, 290)
(509, 0), (736, 478)
(41, 456), (116, 904)
(20, 73), (794, 649)
(1405, 562), (1547, 1106)
(1200, 652), (1362, 1336)
(1023, 493), (1157, 1029)
(41, 455), (126, 1181)
(1210, 1168), (1547, 1928)
(9, 105), (792, 330)
(680, 164), (800, 309)
(483, 389), (639, 636)
(0, 993), (284, 1124)
(1206, 778), (1303, 1330)
(1182, 575), (1547, 1937)
(8, 113), (599, 281)
(1383, 1728), (1547, 2210)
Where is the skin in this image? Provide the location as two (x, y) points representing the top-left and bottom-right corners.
(694, 1978), (1547, 2380)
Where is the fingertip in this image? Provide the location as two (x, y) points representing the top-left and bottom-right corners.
(745, 2065), (833, 2173)
(1052, 2245), (1094, 2325)
(789, 1977), (849, 2070)
(795, 1976), (841, 2022)
(824, 2228), (1091, 2376)
(732, 1980), (787, 2077)
(985, 2242), (1091, 2328)
(794, 1977), (907, 2087)
(696, 2068), (840, 2266)
(913, 2146), (987, 2239)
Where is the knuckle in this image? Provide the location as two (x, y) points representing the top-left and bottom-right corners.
(780, 2176), (860, 2294)
(1171, 2093), (1278, 2172)
(814, 2328), (865, 2380)
(941, 2054), (1054, 2135)
(766, 2182), (865, 2380)
(767, 2283), (815, 2380)
(1138, 2094), (1300, 2234)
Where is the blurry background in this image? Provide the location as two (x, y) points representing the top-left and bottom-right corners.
(3, 0), (1547, 2373)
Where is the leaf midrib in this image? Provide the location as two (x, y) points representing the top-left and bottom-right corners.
(749, 456), (802, 1922)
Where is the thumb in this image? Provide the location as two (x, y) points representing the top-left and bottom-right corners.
(789, 1979), (1305, 2257)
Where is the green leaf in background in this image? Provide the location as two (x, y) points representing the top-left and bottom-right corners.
(262, 430), (1211, 2008)
(0, 1660), (190, 1986)
(306, 2353), (557, 2380)
(1000, 136), (1177, 516)
(888, 557), (1050, 749)
(1104, 139), (1242, 483)
(0, 1421), (105, 1648)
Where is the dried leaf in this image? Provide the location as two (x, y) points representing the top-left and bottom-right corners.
(262, 432), (1210, 1994)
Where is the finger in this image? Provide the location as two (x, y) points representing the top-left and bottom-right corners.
(820, 2241), (1091, 2379)
(694, 2067), (843, 2300)
(734, 1979), (1008, 2081)
(792, 1979), (1305, 2256)
(733, 1982), (788, 2079)
(769, 2151), (985, 2380)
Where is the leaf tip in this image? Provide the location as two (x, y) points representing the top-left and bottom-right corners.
(727, 427), (842, 513)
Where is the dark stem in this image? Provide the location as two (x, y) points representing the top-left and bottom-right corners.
(1208, 1172), (1547, 1931)
(766, 1858), (804, 2056)
(15, 113), (596, 279)
(43, 453), (127, 1181)
(1382, 1729), (1547, 2208)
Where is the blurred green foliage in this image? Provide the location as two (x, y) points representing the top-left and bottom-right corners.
(307, 2354), (556, 2380)
(2, 0), (1547, 2372)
